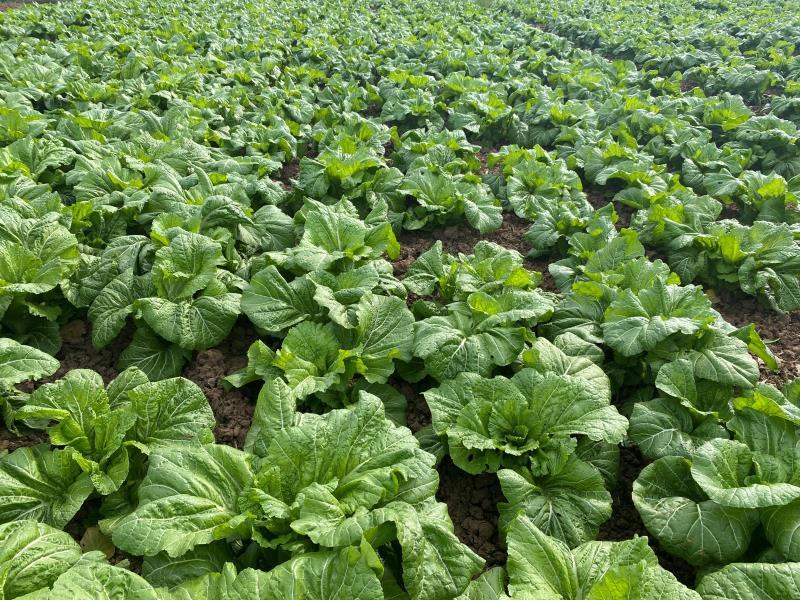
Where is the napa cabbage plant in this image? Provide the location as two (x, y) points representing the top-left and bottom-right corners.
(108, 392), (483, 600)
(0, 368), (215, 526)
(0, 206), (79, 354)
(633, 380), (800, 566)
(456, 516), (699, 599)
(424, 338), (627, 546)
(406, 241), (554, 381)
(403, 240), (544, 302)
(82, 231), (243, 379)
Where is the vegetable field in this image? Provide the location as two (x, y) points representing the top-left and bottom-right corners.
(1, 0), (800, 596)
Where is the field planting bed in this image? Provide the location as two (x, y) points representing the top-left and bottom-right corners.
(1, 0), (800, 597)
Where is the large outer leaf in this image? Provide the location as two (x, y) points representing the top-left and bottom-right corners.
(696, 562), (800, 599)
(138, 292), (240, 351)
(762, 499), (800, 561)
(498, 457), (612, 548)
(629, 399), (728, 460)
(455, 568), (508, 600)
(354, 293), (414, 382)
(0, 445), (93, 528)
(142, 542), (235, 591)
(0, 520), (82, 599)
(691, 438), (800, 508)
(119, 324), (188, 381)
(241, 266), (317, 334)
(573, 537), (700, 599)
(522, 337), (608, 399)
(88, 270), (140, 349)
(0, 337), (58, 384)
(686, 333), (759, 389)
(506, 516), (578, 599)
(633, 456), (757, 566)
(111, 444), (254, 557)
(126, 377), (215, 447)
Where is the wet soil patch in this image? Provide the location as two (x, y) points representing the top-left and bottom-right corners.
(476, 146), (501, 176)
(279, 158), (300, 188)
(55, 320), (127, 383)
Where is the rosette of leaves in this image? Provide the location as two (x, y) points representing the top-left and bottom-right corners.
(403, 240), (544, 303)
(0, 205), (79, 354)
(406, 241), (553, 381)
(545, 205), (628, 293)
(232, 291), (413, 419)
(0, 368), (215, 527)
(242, 261), (404, 334)
(64, 154), (152, 245)
(703, 170), (799, 224)
(456, 516), (699, 599)
(576, 138), (669, 209)
(109, 392), (483, 600)
(143, 163), (277, 254)
(729, 115), (800, 181)
(378, 70), (443, 130)
(390, 126), (481, 174)
(634, 189), (800, 311)
(544, 232), (768, 400)
(443, 74), (518, 143)
(633, 381), (800, 567)
(240, 200), (405, 336)
(296, 134), (388, 202)
(504, 157), (595, 257)
(255, 198), (400, 275)
(398, 165), (502, 233)
(424, 338), (627, 546)
(84, 231), (243, 379)
(412, 288), (554, 381)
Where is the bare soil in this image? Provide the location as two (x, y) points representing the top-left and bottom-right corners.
(437, 458), (507, 567)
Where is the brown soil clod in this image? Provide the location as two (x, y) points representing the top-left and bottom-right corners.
(437, 457), (507, 567)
